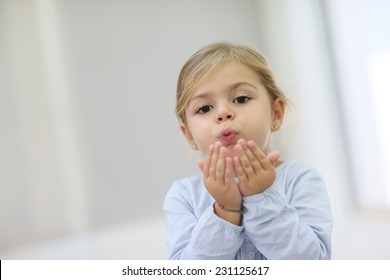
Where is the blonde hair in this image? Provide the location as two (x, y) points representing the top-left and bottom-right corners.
(176, 42), (289, 124)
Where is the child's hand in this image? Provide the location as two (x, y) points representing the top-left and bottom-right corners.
(198, 142), (242, 210)
(233, 139), (280, 196)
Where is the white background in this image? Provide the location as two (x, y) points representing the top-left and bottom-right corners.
(1, 0), (389, 259)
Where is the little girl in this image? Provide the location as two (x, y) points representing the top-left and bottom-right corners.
(163, 42), (332, 260)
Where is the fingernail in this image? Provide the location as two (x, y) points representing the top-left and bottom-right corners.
(248, 141), (256, 147)
(235, 144), (243, 152)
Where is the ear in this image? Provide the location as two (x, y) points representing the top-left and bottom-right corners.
(271, 98), (285, 131)
(180, 122), (198, 150)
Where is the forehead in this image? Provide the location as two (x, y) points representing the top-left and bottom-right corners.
(192, 62), (262, 96)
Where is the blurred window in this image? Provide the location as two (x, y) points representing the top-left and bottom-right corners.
(326, 0), (390, 209)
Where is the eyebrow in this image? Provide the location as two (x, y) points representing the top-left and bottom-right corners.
(231, 82), (258, 91)
(191, 82), (258, 101)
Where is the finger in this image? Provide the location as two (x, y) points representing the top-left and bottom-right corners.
(233, 156), (249, 186)
(209, 142), (221, 180)
(267, 150), (281, 167)
(247, 141), (266, 160)
(235, 142), (255, 178)
(249, 143), (279, 171)
(225, 156), (236, 186)
(216, 146), (226, 182)
(241, 140), (263, 174)
(197, 159), (204, 171)
(247, 140), (268, 170)
(202, 144), (214, 178)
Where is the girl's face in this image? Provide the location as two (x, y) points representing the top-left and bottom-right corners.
(181, 62), (284, 157)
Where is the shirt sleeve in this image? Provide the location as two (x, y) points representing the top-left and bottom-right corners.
(242, 165), (333, 259)
(163, 181), (244, 259)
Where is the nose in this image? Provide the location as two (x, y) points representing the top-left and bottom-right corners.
(215, 106), (235, 122)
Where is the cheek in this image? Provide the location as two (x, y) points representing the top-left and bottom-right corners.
(257, 130), (272, 149)
(192, 131), (212, 153)
(247, 118), (273, 150)
(187, 121), (211, 150)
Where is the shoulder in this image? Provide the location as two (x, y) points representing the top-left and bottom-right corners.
(168, 175), (204, 194)
(277, 160), (323, 179)
(165, 174), (209, 202)
(275, 160), (326, 194)
(164, 174), (213, 214)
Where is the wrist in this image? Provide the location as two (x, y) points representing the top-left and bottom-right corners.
(215, 202), (243, 215)
(213, 202), (242, 225)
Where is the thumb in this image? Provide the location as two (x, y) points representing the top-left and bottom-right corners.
(197, 159), (204, 171)
(267, 150), (281, 166)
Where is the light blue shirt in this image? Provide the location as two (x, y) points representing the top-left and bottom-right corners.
(163, 160), (332, 259)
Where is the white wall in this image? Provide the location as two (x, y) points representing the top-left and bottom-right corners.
(0, 0), (260, 259)
(254, 0), (390, 259)
(1, 0), (389, 259)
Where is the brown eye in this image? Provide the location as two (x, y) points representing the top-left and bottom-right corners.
(196, 105), (213, 114)
(233, 96), (250, 104)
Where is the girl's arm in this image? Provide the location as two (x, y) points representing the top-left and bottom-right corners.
(163, 180), (244, 260)
(243, 164), (333, 259)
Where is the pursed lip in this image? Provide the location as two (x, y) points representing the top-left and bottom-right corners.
(218, 128), (239, 145)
